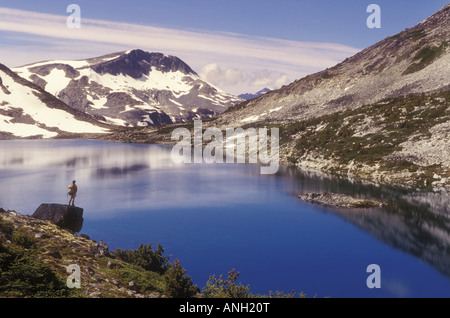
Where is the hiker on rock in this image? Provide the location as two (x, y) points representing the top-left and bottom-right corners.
(68, 180), (78, 206)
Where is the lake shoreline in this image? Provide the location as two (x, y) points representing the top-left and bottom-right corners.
(91, 127), (450, 195)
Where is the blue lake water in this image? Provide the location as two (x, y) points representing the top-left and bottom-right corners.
(1, 139), (450, 298)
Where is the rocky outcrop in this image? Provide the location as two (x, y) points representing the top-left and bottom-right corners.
(298, 192), (387, 208)
(32, 203), (84, 232)
(91, 240), (111, 257)
(91, 50), (197, 78)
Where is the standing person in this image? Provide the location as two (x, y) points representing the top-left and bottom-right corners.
(68, 180), (78, 206)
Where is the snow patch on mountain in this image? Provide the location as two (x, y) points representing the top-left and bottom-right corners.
(0, 64), (109, 139)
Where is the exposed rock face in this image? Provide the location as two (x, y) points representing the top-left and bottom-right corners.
(91, 50), (197, 78)
(298, 192), (387, 208)
(91, 240), (111, 257)
(32, 203), (84, 232)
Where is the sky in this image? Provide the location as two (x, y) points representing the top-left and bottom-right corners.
(0, 0), (448, 95)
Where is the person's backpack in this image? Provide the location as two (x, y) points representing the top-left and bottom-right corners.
(68, 184), (75, 195)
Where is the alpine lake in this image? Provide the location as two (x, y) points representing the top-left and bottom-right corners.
(1, 138), (450, 298)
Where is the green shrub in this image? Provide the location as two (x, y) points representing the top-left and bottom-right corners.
(269, 290), (307, 298)
(164, 259), (199, 298)
(12, 227), (37, 249)
(115, 242), (169, 274)
(202, 268), (251, 298)
(0, 240), (75, 297)
(0, 219), (14, 237)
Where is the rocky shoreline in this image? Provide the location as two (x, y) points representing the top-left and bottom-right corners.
(298, 192), (388, 208)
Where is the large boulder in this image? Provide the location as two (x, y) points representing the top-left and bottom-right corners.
(32, 203), (84, 232)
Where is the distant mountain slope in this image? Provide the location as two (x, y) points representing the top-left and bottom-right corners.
(217, 4), (450, 127)
(238, 88), (270, 100)
(14, 49), (243, 127)
(0, 63), (110, 139)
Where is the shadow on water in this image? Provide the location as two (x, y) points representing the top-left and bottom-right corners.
(96, 164), (149, 178)
(280, 166), (450, 279)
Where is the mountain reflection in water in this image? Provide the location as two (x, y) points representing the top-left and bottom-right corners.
(282, 167), (450, 279)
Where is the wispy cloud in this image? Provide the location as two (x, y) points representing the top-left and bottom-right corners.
(0, 7), (360, 94)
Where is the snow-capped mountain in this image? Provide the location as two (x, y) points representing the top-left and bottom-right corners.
(238, 88), (270, 100)
(0, 63), (110, 139)
(14, 49), (243, 127)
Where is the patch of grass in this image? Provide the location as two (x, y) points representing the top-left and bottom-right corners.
(222, 99), (253, 114)
(320, 71), (335, 79)
(12, 227), (38, 249)
(404, 28), (427, 41)
(102, 261), (166, 295)
(403, 41), (448, 75)
(383, 159), (419, 172)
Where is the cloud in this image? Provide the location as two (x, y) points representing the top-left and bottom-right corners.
(201, 64), (293, 94)
(200, 63), (244, 87)
(0, 7), (360, 95)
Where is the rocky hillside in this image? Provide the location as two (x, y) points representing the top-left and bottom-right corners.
(203, 4), (450, 192)
(216, 4), (450, 127)
(0, 208), (165, 298)
(274, 89), (450, 192)
(13, 49), (243, 128)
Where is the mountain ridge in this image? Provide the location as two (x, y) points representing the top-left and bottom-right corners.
(13, 49), (243, 128)
(216, 3), (450, 127)
(90, 49), (198, 78)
